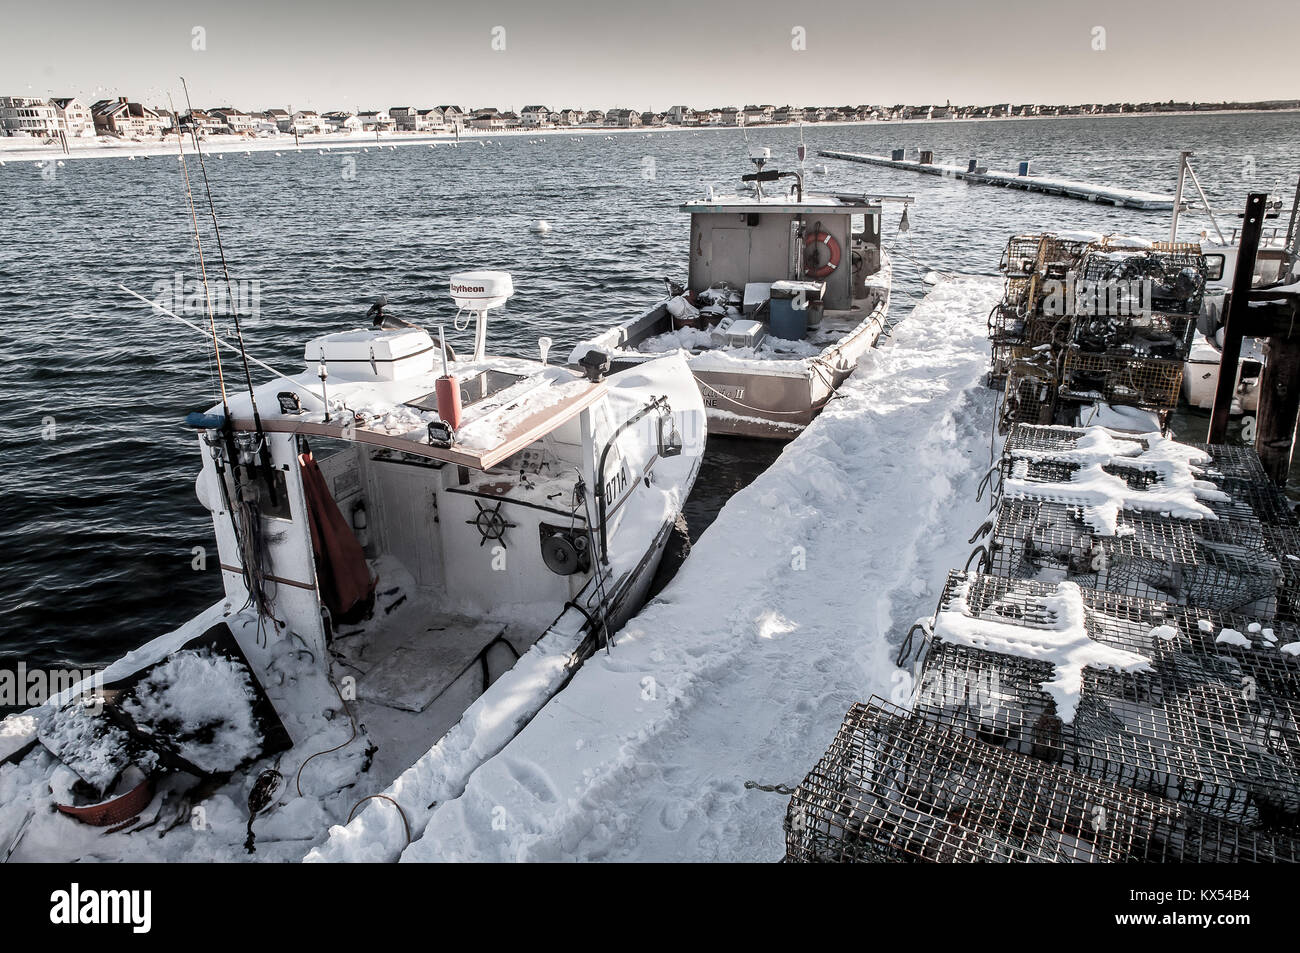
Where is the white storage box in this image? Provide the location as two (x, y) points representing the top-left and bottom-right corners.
(742, 282), (773, 314)
(711, 317), (767, 349)
(304, 327), (436, 380)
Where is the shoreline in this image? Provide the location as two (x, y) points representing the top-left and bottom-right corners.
(3, 107), (1297, 165)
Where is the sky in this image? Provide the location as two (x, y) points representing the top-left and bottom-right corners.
(4, 0), (1298, 112)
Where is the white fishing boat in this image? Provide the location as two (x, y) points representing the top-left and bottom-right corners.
(0, 272), (705, 861)
(570, 148), (912, 439)
(1183, 227), (1298, 412)
(1179, 168), (1299, 412)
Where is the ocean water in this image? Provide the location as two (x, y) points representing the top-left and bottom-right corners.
(1, 112), (1297, 673)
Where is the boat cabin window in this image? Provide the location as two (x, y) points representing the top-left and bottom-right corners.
(1204, 254), (1225, 282)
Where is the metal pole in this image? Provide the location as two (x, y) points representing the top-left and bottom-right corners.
(1285, 175), (1300, 280)
(1170, 151), (1190, 243)
(1207, 192), (1269, 444)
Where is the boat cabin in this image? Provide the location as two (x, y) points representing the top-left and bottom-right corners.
(197, 325), (684, 673)
(682, 192), (887, 312)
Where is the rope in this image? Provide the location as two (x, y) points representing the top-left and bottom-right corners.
(346, 794), (412, 849)
(745, 780), (797, 795)
(896, 618), (933, 667)
(296, 677), (359, 796)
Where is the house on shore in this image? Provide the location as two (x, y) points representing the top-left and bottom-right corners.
(94, 98), (166, 138)
(356, 110), (394, 132)
(0, 97), (61, 137)
(50, 97), (92, 137)
(520, 105), (551, 127)
(468, 108), (505, 130)
(416, 107), (445, 130)
(605, 108), (641, 127)
(389, 106), (418, 131)
(324, 111), (362, 133)
(211, 108), (257, 135)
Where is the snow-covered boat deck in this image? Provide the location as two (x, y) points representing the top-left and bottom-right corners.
(313, 276), (1004, 862)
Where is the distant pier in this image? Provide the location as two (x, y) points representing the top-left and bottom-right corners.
(819, 149), (1178, 210)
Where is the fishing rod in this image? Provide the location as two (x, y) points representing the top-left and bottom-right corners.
(114, 282), (327, 405)
(181, 76), (279, 501)
(169, 92), (229, 419)
(165, 100), (276, 634)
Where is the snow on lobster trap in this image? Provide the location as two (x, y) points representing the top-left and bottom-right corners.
(974, 425), (1300, 618)
(899, 571), (1300, 826)
(783, 700), (1300, 863)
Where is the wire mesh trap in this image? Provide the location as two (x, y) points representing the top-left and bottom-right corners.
(904, 571), (1300, 825)
(783, 699), (1300, 862)
(1000, 354), (1058, 430)
(986, 497), (1286, 615)
(1060, 348), (1184, 411)
(989, 235), (1208, 411)
(987, 425), (1300, 617)
(1076, 246), (1209, 316)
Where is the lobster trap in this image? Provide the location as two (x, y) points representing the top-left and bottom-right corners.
(984, 426), (1300, 619)
(1075, 245), (1209, 316)
(903, 571), (1300, 825)
(999, 232), (1097, 281)
(1069, 310), (1196, 361)
(1000, 235), (1048, 277)
(1000, 352), (1059, 430)
(983, 497), (1290, 616)
(783, 699), (1300, 862)
(1060, 347), (1184, 411)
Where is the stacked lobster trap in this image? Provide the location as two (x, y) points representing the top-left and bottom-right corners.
(784, 699), (1300, 863)
(980, 425), (1300, 618)
(785, 423), (1300, 863)
(902, 571), (1300, 826)
(990, 234), (1208, 432)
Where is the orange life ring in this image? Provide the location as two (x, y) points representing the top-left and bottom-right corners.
(804, 229), (841, 279)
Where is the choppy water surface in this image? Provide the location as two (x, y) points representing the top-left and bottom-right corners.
(2, 112), (1297, 670)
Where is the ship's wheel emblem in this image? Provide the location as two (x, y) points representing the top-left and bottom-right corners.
(466, 500), (516, 547)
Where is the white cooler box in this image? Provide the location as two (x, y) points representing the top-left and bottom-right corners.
(304, 327), (436, 380)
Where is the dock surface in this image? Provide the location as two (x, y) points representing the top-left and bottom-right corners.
(388, 277), (1005, 862)
(820, 149), (1177, 210)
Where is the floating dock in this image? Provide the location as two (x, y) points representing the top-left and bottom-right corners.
(819, 149), (1178, 210)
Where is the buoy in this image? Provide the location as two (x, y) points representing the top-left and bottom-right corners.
(531, 220), (552, 235)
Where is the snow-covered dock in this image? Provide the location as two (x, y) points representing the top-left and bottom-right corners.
(311, 276), (1004, 862)
(820, 150), (1178, 210)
